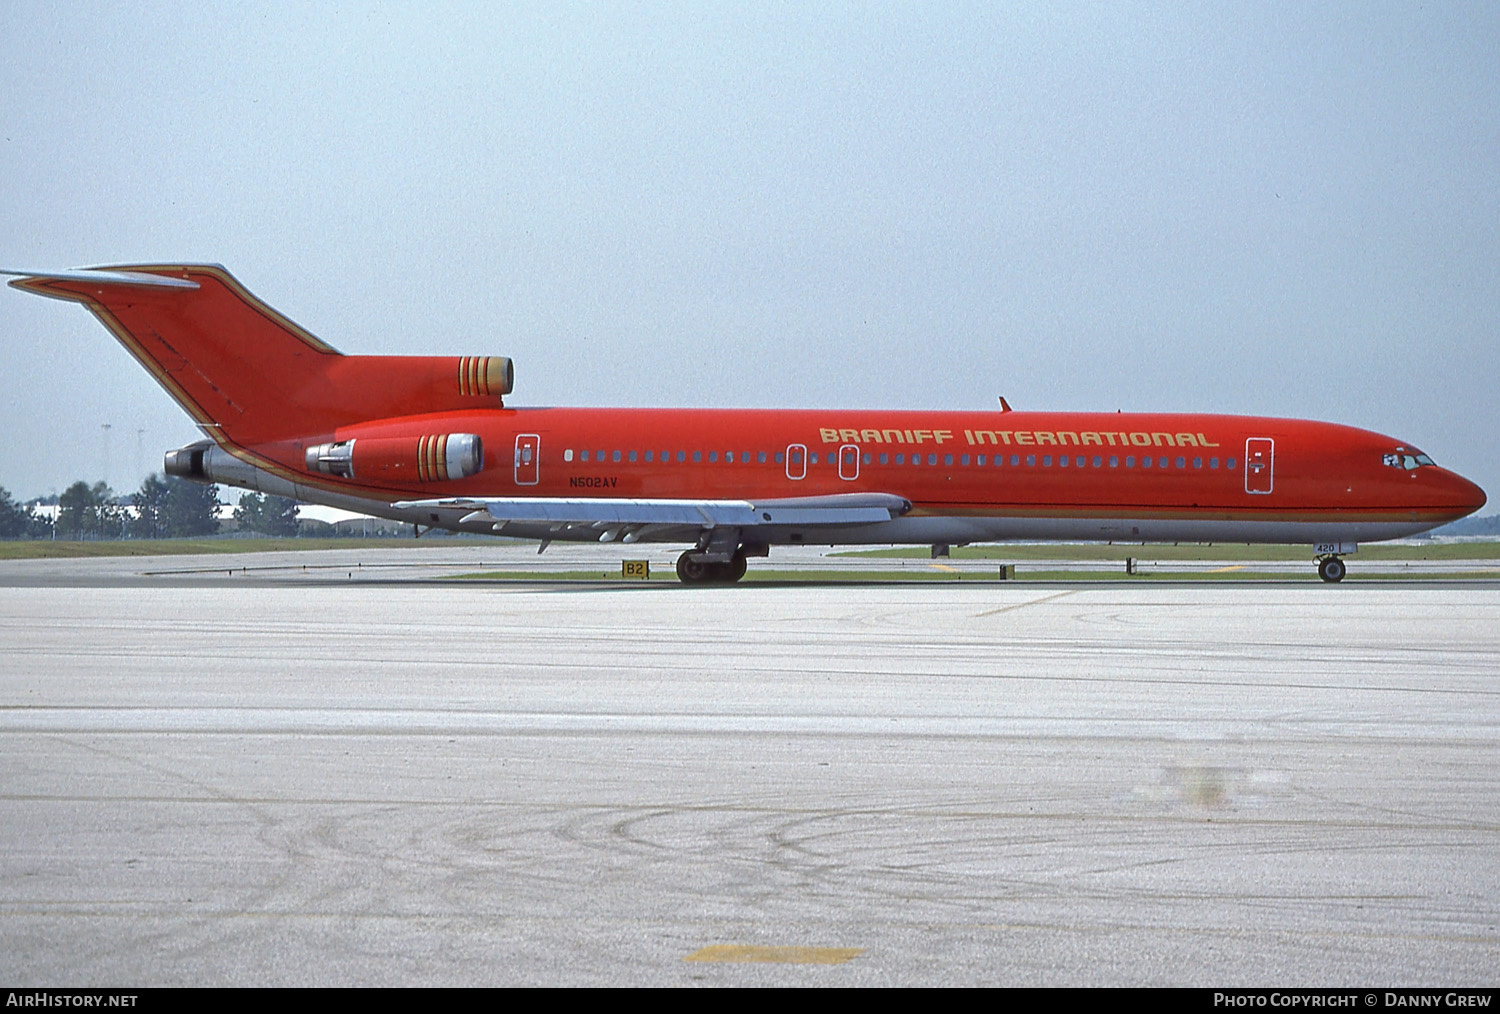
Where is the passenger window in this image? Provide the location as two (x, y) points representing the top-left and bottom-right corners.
(810, 453), (819, 464)
(945, 454), (954, 466)
(1077, 456), (1086, 468)
(1026, 454), (1036, 467)
(580, 450), (590, 462)
(1226, 457), (1236, 469)
(628, 450), (637, 463)
(676, 451), (686, 463)
(959, 454), (969, 466)
(708, 451), (718, 463)
(1011, 455), (1020, 467)
(1042, 455), (1052, 467)
(1192, 457), (1201, 469)
(1175, 456), (1185, 469)
(879, 453), (889, 465)
(1142, 457), (1152, 469)
(895, 453), (905, 464)
(564, 449), (574, 462)
(1059, 455), (1069, 468)
(862, 453), (871, 464)
(1210, 457), (1218, 469)
(1159, 457), (1169, 469)
(612, 450), (622, 463)
(977, 454), (986, 466)
(1109, 456), (1118, 468)
(774, 451), (784, 464)
(723, 452), (733, 463)
(758, 451), (767, 463)
(692, 451), (701, 463)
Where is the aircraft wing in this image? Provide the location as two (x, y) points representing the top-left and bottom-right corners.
(394, 491), (910, 535)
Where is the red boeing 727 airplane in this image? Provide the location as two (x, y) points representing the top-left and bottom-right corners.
(6, 264), (1486, 582)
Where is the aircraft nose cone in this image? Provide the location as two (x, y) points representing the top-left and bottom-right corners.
(1448, 470), (1487, 515)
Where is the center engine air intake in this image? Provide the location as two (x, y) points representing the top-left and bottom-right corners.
(459, 356), (513, 398)
(306, 433), (483, 483)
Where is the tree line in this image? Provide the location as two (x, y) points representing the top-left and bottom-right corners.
(0, 475), (304, 540)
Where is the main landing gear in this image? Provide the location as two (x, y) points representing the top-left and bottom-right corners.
(1317, 556), (1347, 583)
(676, 549), (748, 584)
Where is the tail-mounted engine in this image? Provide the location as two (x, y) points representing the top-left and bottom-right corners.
(164, 442), (213, 482)
(306, 433), (483, 483)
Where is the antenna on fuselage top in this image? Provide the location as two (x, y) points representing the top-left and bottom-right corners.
(998, 396), (1012, 413)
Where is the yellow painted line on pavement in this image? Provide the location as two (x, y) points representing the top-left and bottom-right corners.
(974, 589), (1077, 618)
(1210, 565), (1246, 573)
(684, 945), (864, 965)
(929, 563), (958, 572)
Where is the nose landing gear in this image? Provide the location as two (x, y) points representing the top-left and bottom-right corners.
(1317, 555), (1346, 583)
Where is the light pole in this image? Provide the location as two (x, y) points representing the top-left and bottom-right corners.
(100, 423), (113, 489)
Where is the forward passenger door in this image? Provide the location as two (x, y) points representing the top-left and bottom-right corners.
(1245, 438), (1273, 494)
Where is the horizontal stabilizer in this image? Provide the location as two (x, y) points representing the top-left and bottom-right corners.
(2, 267), (201, 290)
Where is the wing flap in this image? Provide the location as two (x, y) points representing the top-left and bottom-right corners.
(394, 492), (908, 528)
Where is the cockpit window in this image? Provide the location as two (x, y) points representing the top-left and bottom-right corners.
(1383, 448), (1435, 470)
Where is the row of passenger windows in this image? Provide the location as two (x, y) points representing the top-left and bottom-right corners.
(562, 447), (1239, 471)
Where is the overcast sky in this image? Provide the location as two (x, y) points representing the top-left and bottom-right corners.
(2, 2), (1496, 507)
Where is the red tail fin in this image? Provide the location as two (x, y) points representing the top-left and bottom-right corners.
(7, 265), (512, 447)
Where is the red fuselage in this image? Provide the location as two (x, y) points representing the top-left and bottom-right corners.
(239, 405), (1483, 547)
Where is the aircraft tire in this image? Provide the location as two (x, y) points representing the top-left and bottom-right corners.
(676, 552), (712, 584)
(675, 551), (748, 584)
(1318, 556), (1346, 583)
